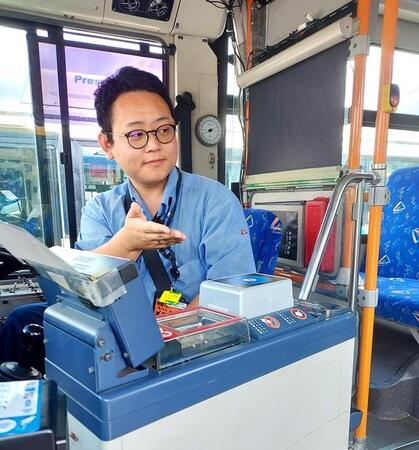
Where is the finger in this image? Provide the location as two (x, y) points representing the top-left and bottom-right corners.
(127, 202), (146, 220)
(154, 231), (186, 241)
(156, 238), (186, 248)
(171, 230), (186, 240)
(142, 222), (171, 234)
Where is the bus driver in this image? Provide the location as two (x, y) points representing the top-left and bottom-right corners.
(0, 66), (255, 367)
(75, 66), (256, 308)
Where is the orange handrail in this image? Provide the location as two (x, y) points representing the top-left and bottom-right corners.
(341, 0), (371, 272)
(354, 0), (399, 442)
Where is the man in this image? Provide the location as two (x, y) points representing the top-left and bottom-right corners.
(0, 66), (255, 367)
(75, 66), (255, 307)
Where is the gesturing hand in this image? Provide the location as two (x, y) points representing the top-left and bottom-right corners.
(122, 202), (186, 252)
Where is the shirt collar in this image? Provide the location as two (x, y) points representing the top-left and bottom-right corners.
(127, 167), (180, 220)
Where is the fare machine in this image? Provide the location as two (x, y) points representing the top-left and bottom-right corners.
(0, 224), (356, 450)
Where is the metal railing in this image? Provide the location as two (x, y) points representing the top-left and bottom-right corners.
(298, 171), (379, 302)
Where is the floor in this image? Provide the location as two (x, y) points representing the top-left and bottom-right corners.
(366, 414), (419, 450)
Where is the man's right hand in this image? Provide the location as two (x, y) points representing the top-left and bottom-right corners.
(94, 202), (186, 261)
(122, 202), (186, 251)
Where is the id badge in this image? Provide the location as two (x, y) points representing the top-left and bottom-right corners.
(154, 290), (187, 316)
(159, 290), (182, 305)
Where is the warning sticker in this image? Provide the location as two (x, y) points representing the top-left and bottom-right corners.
(261, 316), (280, 329)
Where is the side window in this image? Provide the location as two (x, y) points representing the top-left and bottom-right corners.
(0, 26), (52, 244)
(225, 39), (243, 190)
(0, 24), (166, 246)
(343, 46), (419, 176)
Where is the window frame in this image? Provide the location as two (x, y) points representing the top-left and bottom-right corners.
(0, 15), (170, 246)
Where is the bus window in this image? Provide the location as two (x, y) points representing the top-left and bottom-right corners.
(0, 26), (55, 244)
(80, 144), (125, 203)
(225, 39), (243, 190)
(39, 32), (165, 222)
(343, 46), (419, 176)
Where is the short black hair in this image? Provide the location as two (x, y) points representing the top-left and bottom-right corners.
(94, 66), (174, 142)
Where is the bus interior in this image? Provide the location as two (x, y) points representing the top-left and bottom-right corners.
(0, 0), (418, 449)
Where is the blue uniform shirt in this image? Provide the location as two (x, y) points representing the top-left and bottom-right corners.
(75, 168), (256, 305)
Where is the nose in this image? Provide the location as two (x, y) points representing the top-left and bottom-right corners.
(143, 131), (160, 152)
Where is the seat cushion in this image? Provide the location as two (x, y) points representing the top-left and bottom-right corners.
(378, 166), (419, 280)
(375, 276), (419, 327)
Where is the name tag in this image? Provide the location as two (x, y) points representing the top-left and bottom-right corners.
(159, 290), (183, 305)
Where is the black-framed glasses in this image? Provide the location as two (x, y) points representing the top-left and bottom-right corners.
(104, 123), (176, 149)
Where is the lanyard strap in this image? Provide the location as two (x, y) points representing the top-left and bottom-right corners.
(123, 170), (182, 295)
(123, 188), (171, 295)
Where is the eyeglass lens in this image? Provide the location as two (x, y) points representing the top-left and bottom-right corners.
(127, 124), (175, 149)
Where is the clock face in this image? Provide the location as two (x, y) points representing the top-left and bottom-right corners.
(195, 115), (224, 146)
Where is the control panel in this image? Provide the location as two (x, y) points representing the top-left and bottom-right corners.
(248, 306), (318, 341)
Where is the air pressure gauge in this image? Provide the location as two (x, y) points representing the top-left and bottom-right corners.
(195, 115), (224, 146)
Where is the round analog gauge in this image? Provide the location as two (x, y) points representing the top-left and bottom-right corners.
(195, 115), (224, 147)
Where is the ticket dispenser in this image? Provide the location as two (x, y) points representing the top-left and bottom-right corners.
(0, 224), (357, 450)
(0, 223), (163, 390)
(199, 273), (294, 318)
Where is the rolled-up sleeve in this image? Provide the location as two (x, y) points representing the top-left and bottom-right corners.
(200, 189), (256, 279)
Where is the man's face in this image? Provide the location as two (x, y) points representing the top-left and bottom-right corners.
(99, 90), (178, 189)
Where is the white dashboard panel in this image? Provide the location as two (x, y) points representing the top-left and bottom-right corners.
(0, 0), (104, 23)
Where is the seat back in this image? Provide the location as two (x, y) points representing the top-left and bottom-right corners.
(378, 166), (419, 280)
(243, 208), (282, 275)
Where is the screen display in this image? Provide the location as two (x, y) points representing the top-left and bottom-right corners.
(276, 210), (299, 261)
(272, 205), (304, 268)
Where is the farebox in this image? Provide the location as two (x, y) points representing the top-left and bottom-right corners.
(199, 273), (294, 318)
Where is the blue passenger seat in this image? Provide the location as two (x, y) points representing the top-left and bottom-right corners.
(369, 166), (419, 328)
(243, 208), (283, 275)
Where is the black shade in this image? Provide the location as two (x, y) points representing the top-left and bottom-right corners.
(174, 92), (195, 173)
(248, 41), (349, 175)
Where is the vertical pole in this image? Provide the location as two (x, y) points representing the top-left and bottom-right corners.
(242, 0), (252, 207)
(50, 27), (78, 247)
(210, 30), (228, 184)
(26, 29), (54, 247)
(339, 0), (371, 285)
(354, 0), (399, 443)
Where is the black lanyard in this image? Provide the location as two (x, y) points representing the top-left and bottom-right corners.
(123, 168), (182, 288)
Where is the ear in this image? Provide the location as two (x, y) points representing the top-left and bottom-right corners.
(98, 132), (115, 161)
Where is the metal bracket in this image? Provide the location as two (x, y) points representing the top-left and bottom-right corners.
(368, 164), (389, 206)
(349, 34), (370, 58)
(368, 185), (390, 206)
(358, 287), (378, 307)
(336, 284), (348, 298)
(165, 44), (176, 56)
(371, 163), (385, 185)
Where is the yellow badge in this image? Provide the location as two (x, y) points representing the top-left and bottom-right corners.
(159, 290), (182, 305)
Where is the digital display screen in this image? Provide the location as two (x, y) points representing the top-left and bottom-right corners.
(276, 210), (299, 262)
(271, 205), (304, 268)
